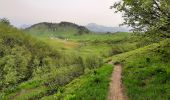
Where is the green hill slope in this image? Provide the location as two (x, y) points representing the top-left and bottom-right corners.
(39, 39), (170, 100)
(41, 64), (113, 100)
(35, 39), (170, 100)
(111, 39), (170, 100)
(0, 23), (98, 99)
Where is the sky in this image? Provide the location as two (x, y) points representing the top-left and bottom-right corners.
(0, 0), (123, 27)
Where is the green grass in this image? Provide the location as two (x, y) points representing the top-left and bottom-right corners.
(28, 30), (136, 58)
(69, 32), (130, 42)
(1, 79), (44, 100)
(1, 64), (113, 100)
(111, 39), (170, 100)
(41, 64), (113, 100)
(26, 22), (138, 58)
(11, 86), (47, 100)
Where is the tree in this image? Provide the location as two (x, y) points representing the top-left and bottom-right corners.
(112, 0), (170, 38)
(78, 26), (90, 35)
(0, 18), (10, 25)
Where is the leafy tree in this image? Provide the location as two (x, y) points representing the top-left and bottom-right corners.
(11, 46), (32, 80)
(2, 55), (18, 85)
(0, 18), (10, 25)
(78, 26), (90, 35)
(112, 0), (170, 38)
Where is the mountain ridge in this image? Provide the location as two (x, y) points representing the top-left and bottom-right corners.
(86, 23), (130, 33)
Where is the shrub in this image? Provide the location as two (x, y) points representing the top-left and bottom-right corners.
(85, 55), (103, 69)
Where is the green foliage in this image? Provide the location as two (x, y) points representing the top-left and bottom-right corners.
(85, 55), (103, 69)
(41, 64), (113, 100)
(77, 26), (90, 35)
(112, 0), (170, 38)
(0, 18), (10, 25)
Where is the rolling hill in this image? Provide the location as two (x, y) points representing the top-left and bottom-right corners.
(26, 22), (90, 38)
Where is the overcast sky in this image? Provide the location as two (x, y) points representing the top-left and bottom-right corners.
(0, 0), (123, 27)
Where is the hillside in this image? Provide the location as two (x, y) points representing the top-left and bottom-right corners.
(26, 22), (90, 38)
(0, 22), (102, 100)
(110, 39), (170, 100)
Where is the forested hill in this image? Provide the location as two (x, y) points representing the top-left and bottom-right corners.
(26, 22), (90, 36)
(0, 22), (104, 99)
(0, 22), (88, 94)
(0, 22), (62, 88)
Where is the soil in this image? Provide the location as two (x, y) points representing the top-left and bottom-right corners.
(108, 62), (128, 100)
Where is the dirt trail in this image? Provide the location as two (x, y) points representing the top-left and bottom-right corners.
(108, 62), (127, 100)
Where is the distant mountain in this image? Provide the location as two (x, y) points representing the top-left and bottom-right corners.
(86, 23), (130, 33)
(19, 24), (31, 29)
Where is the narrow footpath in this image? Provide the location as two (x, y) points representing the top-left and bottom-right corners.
(108, 62), (127, 100)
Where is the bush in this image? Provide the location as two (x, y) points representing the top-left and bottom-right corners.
(85, 55), (103, 69)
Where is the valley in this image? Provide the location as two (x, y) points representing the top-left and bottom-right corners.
(0, 0), (170, 99)
(0, 20), (169, 100)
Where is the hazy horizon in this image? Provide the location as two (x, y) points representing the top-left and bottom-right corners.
(0, 0), (123, 27)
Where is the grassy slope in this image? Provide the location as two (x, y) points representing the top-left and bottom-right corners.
(0, 23), (86, 100)
(2, 64), (113, 100)
(41, 64), (113, 100)
(111, 39), (170, 100)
